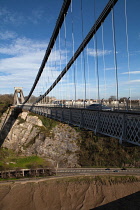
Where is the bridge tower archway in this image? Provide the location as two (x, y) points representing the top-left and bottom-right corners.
(13, 87), (25, 105)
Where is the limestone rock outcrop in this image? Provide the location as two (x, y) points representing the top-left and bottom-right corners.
(0, 109), (80, 167)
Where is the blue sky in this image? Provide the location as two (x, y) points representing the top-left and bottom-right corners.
(0, 0), (140, 100)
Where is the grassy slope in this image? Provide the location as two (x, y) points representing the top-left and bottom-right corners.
(0, 148), (50, 170)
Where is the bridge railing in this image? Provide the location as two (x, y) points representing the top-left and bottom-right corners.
(16, 105), (140, 146)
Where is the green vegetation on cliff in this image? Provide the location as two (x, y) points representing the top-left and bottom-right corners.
(0, 94), (13, 117)
(29, 112), (59, 129)
(0, 148), (50, 170)
(28, 112), (60, 138)
(76, 129), (140, 168)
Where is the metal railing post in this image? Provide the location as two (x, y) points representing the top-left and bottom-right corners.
(95, 111), (100, 134)
(69, 108), (72, 124)
(119, 113), (126, 144)
(80, 109), (84, 128)
(61, 108), (64, 122)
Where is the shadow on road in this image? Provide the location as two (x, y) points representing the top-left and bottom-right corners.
(0, 107), (22, 146)
(91, 191), (140, 210)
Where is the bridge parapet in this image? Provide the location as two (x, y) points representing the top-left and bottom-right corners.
(16, 105), (140, 146)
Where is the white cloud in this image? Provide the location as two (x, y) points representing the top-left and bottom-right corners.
(105, 67), (115, 71)
(28, 9), (44, 24)
(0, 37), (48, 56)
(0, 7), (45, 26)
(0, 36), (67, 95)
(125, 79), (140, 84)
(0, 8), (24, 25)
(121, 71), (140, 75)
(0, 31), (17, 40)
(86, 48), (112, 57)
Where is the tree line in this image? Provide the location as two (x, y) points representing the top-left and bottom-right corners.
(0, 94), (14, 117)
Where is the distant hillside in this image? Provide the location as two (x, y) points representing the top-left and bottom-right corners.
(0, 94), (13, 118)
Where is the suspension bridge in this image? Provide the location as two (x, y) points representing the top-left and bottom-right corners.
(12, 0), (140, 146)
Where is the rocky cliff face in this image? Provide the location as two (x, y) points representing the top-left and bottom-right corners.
(0, 177), (140, 210)
(0, 109), (80, 167)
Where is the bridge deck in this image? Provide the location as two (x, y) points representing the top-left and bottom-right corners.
(17, 105), (140, 146)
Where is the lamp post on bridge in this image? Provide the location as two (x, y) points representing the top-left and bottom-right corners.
(126, 97), (130, 111)
(101, 98), (104, 105)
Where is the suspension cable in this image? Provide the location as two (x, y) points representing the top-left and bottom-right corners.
(93, 36), (97, 102)
(64, 13), (69, 103)
(59, 28), (63, 105)
(49, 51), (52, 105)
(124, 0), (131, 101)
(54, 39), (57, 103)
(81, 0), (87, 107)
(94, 0), (100, 102)
(23, 0), (71, 104)
(101, 23), (107, 100)
(71, 0), (76, 104)
(50, 51), (53, 78)
(112, 7), (118, 101)
(80, 53), (83, 102)
(34, 0), (118, 104)
(87, 44), (90, 104)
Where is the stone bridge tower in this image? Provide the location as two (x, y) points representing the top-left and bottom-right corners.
(13, 87), (25, 105)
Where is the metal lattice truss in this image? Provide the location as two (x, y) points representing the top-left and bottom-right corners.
(18, 105), (140, 146)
